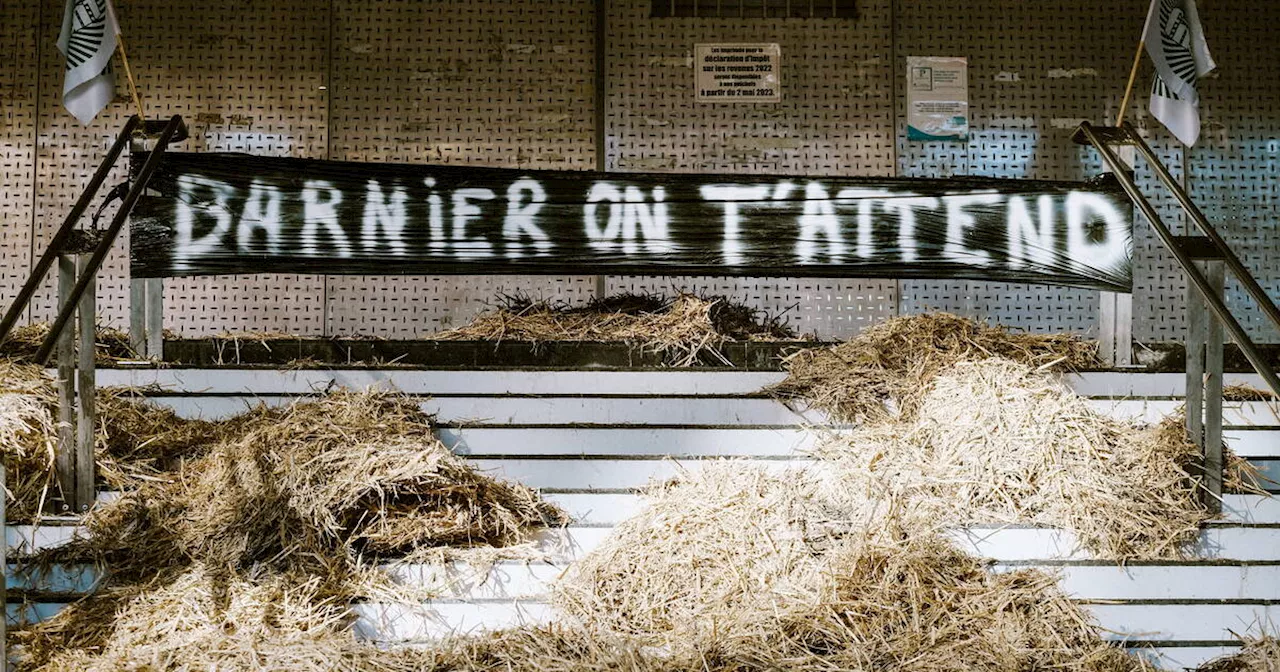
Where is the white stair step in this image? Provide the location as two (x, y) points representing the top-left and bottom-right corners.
(530, 526), (1280, 564)
(332, 562), (1280, 603)
(442, 426), (1278, 459)
(1228, 430), (1280, 457)
(146, 396), (827, 426)
(92, 368), (1274, 400)
(543, 492), (1280, 527)
(5, 563), (99, 593)
(440, 427), (832, 457)
(349, 600), (1277, 644)
(1132, 647), (1244, 671)
(1089, 399), (1276, 426)
(465, 457), (1280, 493)
(136, 395), (1279, 427)
(9, 559), (1280, 605)
(11, 514), (1279, 561)
(1064, 372), (1269, 399)
(1, 600), (1247, 669)
(93, 369), (789, 396)
(18, 556), (1278, 603)
(469, 457), (808, 490)
(87, 490), (1278, 528)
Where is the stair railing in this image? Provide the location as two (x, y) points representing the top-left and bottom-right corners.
(1076, 121), (1280, 508)
(0, 114), (185, 517)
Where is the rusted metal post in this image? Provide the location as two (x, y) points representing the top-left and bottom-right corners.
(146, 278), (163, 359)
(1185, 268), (1206, 450)
(1203, 260), (1226, 511)
(54, 256), (77, 514)
(75, 255), (97, 512)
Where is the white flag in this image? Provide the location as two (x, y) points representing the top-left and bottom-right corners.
(57, 0), (120, 125)
(1143, 0), (1215, 146)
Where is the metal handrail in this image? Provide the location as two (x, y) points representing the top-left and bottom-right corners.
(1076, 121), (1280, 397)
(0, 116), (142, 344)
(33, 115), (185, 365)
(1122, 121), (1280, 333)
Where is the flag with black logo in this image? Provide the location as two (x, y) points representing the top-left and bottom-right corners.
(1142, 0), (1215, 146)
(57, 0), (120, 125)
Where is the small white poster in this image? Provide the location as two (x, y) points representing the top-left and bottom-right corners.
(907, 56), (969, 142)
(695, 43), (781, 103)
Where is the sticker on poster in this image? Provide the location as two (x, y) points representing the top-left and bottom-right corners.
(907, 56), (969, 141)
(695, 43), (781, 103)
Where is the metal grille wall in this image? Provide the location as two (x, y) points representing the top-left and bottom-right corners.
(1188, 0), (1280, 344)
(604, 0), (899, 338)
(0, 0), (39, 315)
(892, 0), (1189, 338)
(3, 0), (1279, 341)
(324, 0), (598, 337)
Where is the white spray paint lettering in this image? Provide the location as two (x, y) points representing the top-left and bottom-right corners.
(237, 180), (283, 254)
(504, 179), (550, 258)
(301, 181), (352, 257)
(361, 180), (409, 256)
(700, 185), (770, 265)
(174, 175), (235, 272)
(1006, 195), (1056, 270)
(944, 193), (1004, 266)
(451, 188), (495, 259)
(584, 183), (672, 254)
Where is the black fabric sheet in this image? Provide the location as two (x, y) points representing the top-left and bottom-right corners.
(129, 152), (1133, 292)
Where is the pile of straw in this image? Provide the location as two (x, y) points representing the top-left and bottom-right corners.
(435, 293), (797, 366)
(813, 359), (1215, 559)
(771, 312), (1098, 423)
(0, 360), (58, 520)
(1222, 383), (1278, 402)
(1198, 637), (1280, 672)
(18, 389), (565, 670)
(547, 463), (1149, 672)
(0, 323), (138, 364)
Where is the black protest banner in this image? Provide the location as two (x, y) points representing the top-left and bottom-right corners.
(129, 152), (1133, 291)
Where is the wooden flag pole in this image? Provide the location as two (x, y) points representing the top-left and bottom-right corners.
(115, 33), (145, 123)
(1117, 38), (1145, 124)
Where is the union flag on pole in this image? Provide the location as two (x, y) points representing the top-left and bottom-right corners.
(1142, 0), (1215, 146)
(57, 0), (120, 125)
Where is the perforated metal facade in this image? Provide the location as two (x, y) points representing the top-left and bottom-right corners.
(3, 0), (1278, 341)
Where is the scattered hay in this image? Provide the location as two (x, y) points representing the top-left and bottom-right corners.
(24, 566), (388, 672)
(0, 360), (58, 520)
(1198, 636), (1280, 672)
(0, 323), (138, 364)
(1144, 413), (1269, 496)
(435, 293), (798, 366)
(94, 388), (223, 488)
(771, 312), (1099, 424)
(19, 388), (565, 670)
(54, 390), (564, 574)
(551, 462), (1150, 671)
(1223, 383), (1278, 402)
(554, 463), (866, 641)
(814, 358), (1213, 559)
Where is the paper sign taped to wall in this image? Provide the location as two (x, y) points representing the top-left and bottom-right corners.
(695, 43), (781, 103)
(907, 56), (969, 141)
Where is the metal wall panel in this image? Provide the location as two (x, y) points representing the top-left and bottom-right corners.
(28, 0), (330, 335)
(5, 2), (1276, 341)
(325, 0), (598, 337)
(603, 0), (899, 339)
(893, 0), (1188, 337)
(0, 0), (39, 321)
(1188, 0), (1280, 344)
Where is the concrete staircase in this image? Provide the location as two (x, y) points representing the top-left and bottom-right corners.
(8, 367), (1279, 670)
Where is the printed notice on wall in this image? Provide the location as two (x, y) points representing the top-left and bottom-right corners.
(695, 43), (781, 103)
(906, 56), (968, 141)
